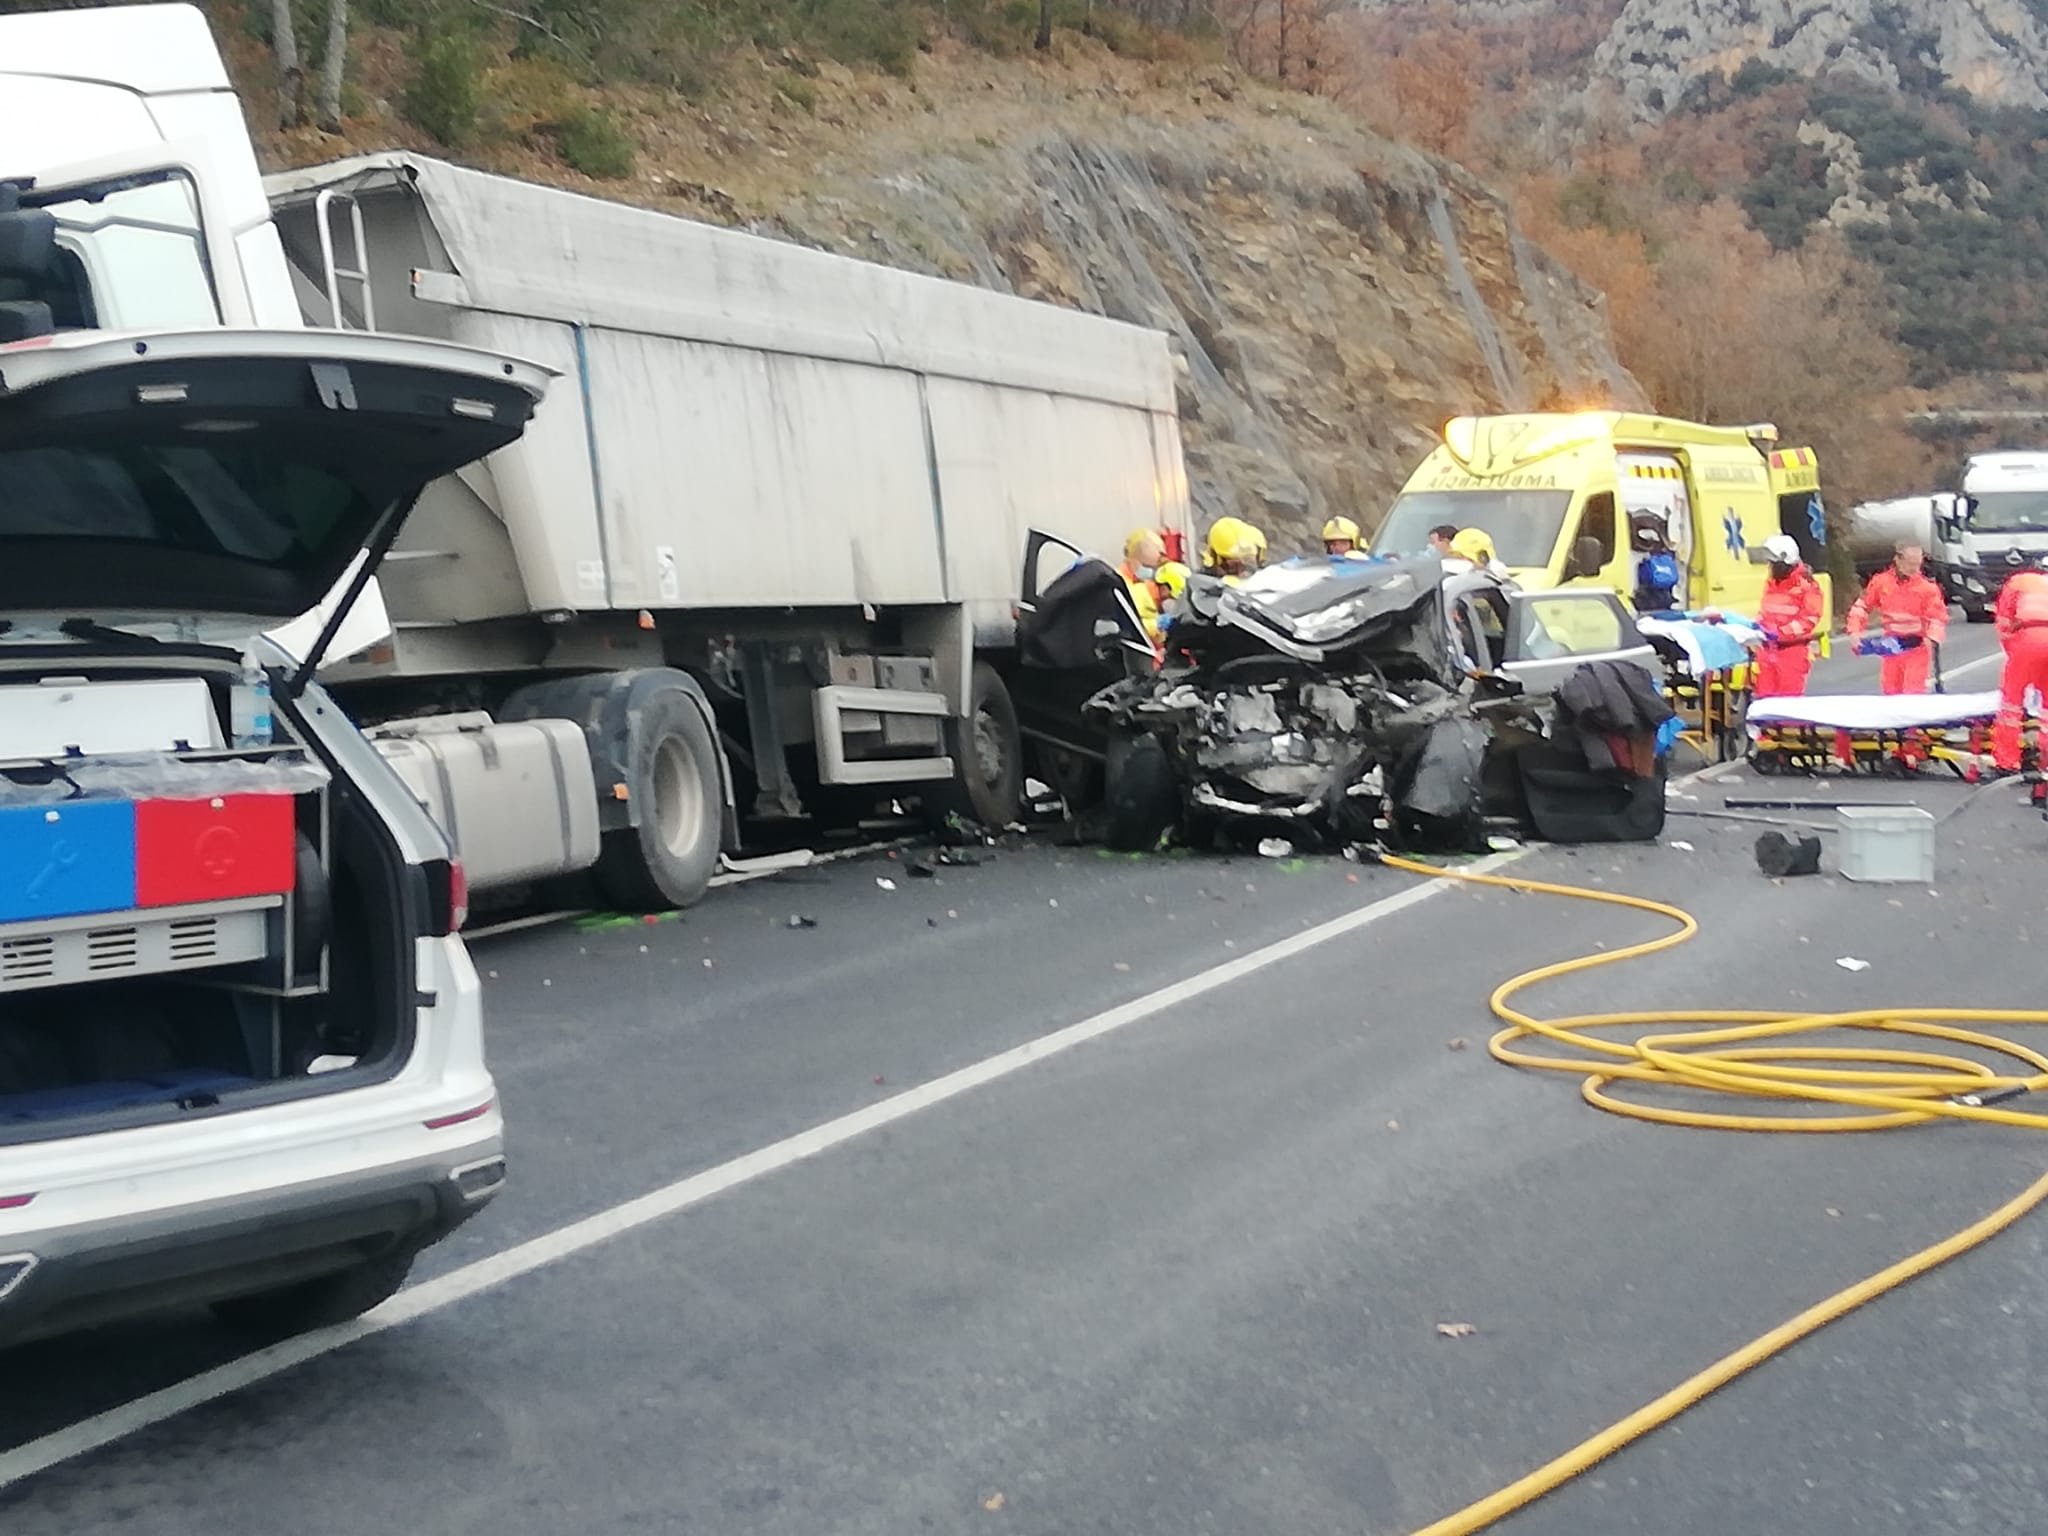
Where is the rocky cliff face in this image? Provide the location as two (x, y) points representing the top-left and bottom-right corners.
(255, 41), (1638, 551)
(1598, 0), (2048, 115)
(759, 97), (1638, 543)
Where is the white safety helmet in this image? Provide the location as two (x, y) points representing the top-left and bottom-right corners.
(1763, 534), (1801, 565)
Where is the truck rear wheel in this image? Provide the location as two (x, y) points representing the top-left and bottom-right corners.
(596, 686), (722, 911)
(926, 662), (1023, 831)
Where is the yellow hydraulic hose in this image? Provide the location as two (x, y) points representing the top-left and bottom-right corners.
(1374, 852), (2048, 1536)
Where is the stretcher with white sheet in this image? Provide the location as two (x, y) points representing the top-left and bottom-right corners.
(1746, 690), (2041, 776)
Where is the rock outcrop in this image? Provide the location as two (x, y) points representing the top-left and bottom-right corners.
(1601, 0), (2048, 114)
(757, 95), (1640, 545)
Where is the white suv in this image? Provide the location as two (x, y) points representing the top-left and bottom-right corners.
(0, 322), (548, 1344)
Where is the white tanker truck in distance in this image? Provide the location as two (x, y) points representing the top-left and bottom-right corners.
(3, 4), (1193, 913)
(1847, 454), (2048, 624)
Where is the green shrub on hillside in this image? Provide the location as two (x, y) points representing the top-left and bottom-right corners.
(555, 104), (637, 178)
(403, 30), (484, 147)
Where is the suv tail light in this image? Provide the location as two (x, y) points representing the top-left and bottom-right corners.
(424, 856), (468, 936)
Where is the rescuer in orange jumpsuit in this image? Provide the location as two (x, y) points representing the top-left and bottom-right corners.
(1846, 542), (1949, 695)
(1752, 534), (1825, 698)
(1991, 554), (2048, 773)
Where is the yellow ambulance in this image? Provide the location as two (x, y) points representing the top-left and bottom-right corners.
(1375, 413), (1833, 621)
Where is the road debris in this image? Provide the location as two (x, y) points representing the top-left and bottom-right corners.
(786, 914), (818, 929)
(1448, 1038), (1468, 1052)
(907, 861), (938, 879)
(1257, 837), (1294, 858)
(1435, 1322), (1477, 1339)
(936, 849), (983, 868)
(1755, 831), (1823, 878)
(982, 1492), (1008, 1513)
(1669, 840), (1695, 852)
(1835, 956), (1872, 972)
(876, 877), (898, 892)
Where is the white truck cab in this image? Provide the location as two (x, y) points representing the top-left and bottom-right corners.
(0, 3), (303, 333)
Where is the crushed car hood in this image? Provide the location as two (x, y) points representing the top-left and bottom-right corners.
(0, 328), (550, 643)
(1191, 555), (1459, 685)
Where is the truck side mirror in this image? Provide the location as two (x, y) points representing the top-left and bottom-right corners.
(1566, 534), (1605, 580)
(0, 184), (56, 281)
(0, 183), (58, 344)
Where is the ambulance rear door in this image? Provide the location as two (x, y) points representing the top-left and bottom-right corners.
(1618, 451), (1694, 604)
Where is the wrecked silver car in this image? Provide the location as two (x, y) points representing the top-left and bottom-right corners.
(1050, 553), (1672, 853)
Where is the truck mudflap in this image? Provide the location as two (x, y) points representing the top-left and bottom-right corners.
(497, 669), (738, 851)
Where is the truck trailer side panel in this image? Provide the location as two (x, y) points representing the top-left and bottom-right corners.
(927, 378), (1174, 616)
(584, 331), (948, 610)
(263, 152), (1186, 632)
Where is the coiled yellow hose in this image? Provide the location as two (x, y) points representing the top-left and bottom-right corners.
(1376, 852), (2048, 1536)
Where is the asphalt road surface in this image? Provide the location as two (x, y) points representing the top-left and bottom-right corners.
(5, 628), (2043, 1535)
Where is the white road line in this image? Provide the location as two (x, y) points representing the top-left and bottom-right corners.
(0, 848), (1525, 1491)
(1942, 649), (2004, 683)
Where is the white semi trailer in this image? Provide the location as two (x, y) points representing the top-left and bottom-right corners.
(4, 5), (1194, 912)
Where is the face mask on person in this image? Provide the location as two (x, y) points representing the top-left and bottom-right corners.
(1135, 565), (1157, 580)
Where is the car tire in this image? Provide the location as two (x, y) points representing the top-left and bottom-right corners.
(594, 686), (723, 911)
(1103, 732), (1179, 851)
(1966, 606), (1995, 624)
(211, 1247), (416, 1337)
(924, 662), (1024, 831)
(1037, 742), (1106, 814)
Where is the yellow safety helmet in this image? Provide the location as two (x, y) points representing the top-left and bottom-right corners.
(1156, 560), (1190, 600)
(1204, 516), (1252, 570)
(1124, 527), (1165, 562)
(1449, 527), (1497, 567)
(1321, 516), (1362, 548)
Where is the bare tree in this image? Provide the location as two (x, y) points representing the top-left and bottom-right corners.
(1035, 0), (1052, 50)
(270, 0), (305, 126)
(317, 0), (349, 131)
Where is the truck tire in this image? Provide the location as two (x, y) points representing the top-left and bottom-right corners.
(1103, 732), (1179, 851)
(596, 684), (723, 911)
(925, 662), (1024, 831)
(211, 1248), (416, 1338)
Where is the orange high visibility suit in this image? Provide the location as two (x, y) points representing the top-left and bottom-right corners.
(1846, 568), (1948, 694)
(1992, 568), (2048, 772)
(1753, 564), (1825, 697)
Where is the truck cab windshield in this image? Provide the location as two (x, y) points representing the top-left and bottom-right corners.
(18, 170), (218, 332)
(1966, 491), (2048, 534)
(1375, 490), (1572, 567)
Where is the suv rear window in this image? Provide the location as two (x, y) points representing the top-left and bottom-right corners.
(2, 442), (360, 563)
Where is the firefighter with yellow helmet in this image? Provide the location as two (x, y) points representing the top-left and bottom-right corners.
(1322, 516), (1364, 557)
(1204, 516), (1268, 586)
(1447, 526), (1510, 580)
